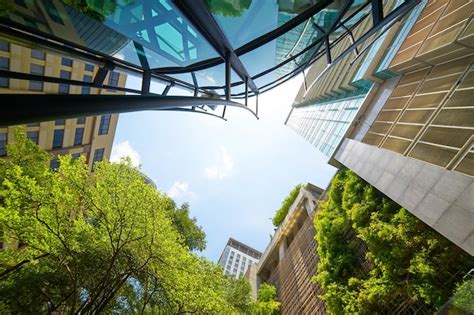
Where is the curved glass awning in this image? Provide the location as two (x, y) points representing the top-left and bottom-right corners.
(0, 0), (419, 124)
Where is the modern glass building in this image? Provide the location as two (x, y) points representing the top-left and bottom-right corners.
(0, 0), (419, 125)
(286, 0), (474, 256)
(217, 238), (262, 279)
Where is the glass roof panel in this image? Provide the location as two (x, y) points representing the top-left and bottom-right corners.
(206, 0), (321, 49)
(85, 0), (219, 68)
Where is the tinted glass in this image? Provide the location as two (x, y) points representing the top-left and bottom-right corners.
(98, 114), (111, 135)
(86, 0), (219, 67)
(207, 0), (320, 49)
(30, 64), (44, 75)
(61, 57), (73, 67)
(0, 41), (9, 52)
(74, 128), (84, 145)
(31, 49), (45, 60)
(77, 117), (86, 124)
(52, 129), (64, 148)
(27, 131), (39, 144)
(84, 63), (94, 72)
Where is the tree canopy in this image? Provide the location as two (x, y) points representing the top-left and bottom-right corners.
(313, 169), (474, 314)
(272, 184), (301, 227)
(254, 283), (280, 315)
(0, 128), (246, 314)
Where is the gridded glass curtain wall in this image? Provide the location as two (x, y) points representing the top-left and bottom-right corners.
(0, 0), (419, 125)
(287, 97), (365, 156)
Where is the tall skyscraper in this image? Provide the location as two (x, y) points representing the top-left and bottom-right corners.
(0, 37), (125, 171)
(217, 238), (262, 279)
(285, 0), (474, 255)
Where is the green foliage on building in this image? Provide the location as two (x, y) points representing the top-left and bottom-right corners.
(313, 170), (474, 314)
(254, 283), (280, 315)
(272, 184), (302, 228)
(0, 128), (249, 314)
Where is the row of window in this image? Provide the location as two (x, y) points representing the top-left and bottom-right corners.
(49, 148), (104, 170)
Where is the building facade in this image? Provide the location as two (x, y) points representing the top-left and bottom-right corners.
(217, 238), (262, 279)
(286, 0), (474, 255)
(0, 37), (125, 170)
(255, 183), (326, 314)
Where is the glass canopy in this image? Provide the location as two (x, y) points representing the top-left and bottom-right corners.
(0, 0), (419, 124)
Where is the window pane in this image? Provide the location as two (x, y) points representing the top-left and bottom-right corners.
(30, 64), (44, 75)
(83, 75), (92, 82)
(74, 128), (84, 146)
(0, 132), (6, 156)
(59, 84), (70, 94)
(50, 158), (60, 169)
(29, 81), (43, 91)
(55, 119), (65, 125)
(0, 57), (8, 70)
(61, 57), (73, 67)
(85, 63), (94, 72)
(31, 49), (45, 60)
(98, 114), (111, 135)
(108, 72), (120, 86)
(52, 129), (64, 148)
(81, 86), (91, 94)
(71, 153), (81, 159)
(77, 117), (86, 124)
(60, 70), (71, 79)
(27, 131), (39, 144)
(0, 41), (9, 52)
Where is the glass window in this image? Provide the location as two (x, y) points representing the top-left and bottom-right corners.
(27, 122), (40, 127)
(60, 70), (71, 79)
(30, 64), (44, 75)
(74, 128), (84, 146)
(83, 75), (92, 82)
(84, 63), (94, 72)
(81, 87), (91, 94)
(31, 49), (45, 60)
(55, 119), (65, 125)
(50, 158), (60, 169)
(0, 57), (8, 88)
(77, 117), (86, 124)
(59, 84), (69, 94)
(61, 57), (73, 67)
(71, 153), (81, 160)
(29, 81), (43, 91)
(0, 41), (9, 52)
(27, 131), (39, 144)
(108, 72), (120, 87)
(0, 132), (6, 156)
(98, 114), (111, 135)
(52, 129), (64, 149)
(92, 148), (105, 167)
(0, 57), (8, 70)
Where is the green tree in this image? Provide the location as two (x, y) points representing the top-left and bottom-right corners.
(272, 184), (301, 227)
(253, 283), (280, 314)
(0, 128), (238, 314)
(223, 276), (254, 313)
(167, 202), (206, 252)
(313, 170), (474, 314)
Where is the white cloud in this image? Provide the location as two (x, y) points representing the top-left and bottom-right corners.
(111, 141), (141, 167)
(167, 181), (195, 199)
(204, 146), (234, 180)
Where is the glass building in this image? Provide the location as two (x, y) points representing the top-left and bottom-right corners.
(217, 238), (262, 279)
(286, 0), (474, 256)
(0, 0), (419, 125)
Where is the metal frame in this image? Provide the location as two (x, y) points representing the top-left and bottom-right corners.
(0, 0), (419, 125)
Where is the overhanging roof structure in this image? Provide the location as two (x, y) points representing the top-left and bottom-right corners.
(0, 0), (419, 125)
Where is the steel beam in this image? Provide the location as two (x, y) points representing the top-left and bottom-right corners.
(0, 94), (258, 126)
(172, 0), (258, 94)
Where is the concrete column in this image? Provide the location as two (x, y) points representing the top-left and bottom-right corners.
(278, 237), (287, 261)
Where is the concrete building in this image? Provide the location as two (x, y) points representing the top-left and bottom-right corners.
(254, 183), (326, 314)
(0, 38), (124, 171)
(286, 0), (474, 255)
(217, 238), (262, 279)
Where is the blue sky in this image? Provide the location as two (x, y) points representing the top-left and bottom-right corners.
(110, 75), (336, 261)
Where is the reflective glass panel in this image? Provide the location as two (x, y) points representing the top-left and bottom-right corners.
(86, 0), (219, 68)
(207, 0), (324, 49)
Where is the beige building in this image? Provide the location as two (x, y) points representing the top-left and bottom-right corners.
(286, 0), (474, 255)
(255, 183), (326, 314)
(0, 39), (124, 170)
